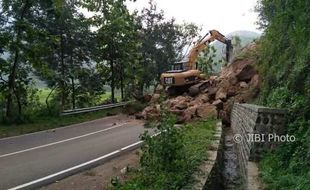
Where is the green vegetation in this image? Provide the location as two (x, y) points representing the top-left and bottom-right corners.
(0, 108), (122, 138)
(255, 0), (310, 189)
(111, 113), (217, 190)
(0, 0), (200, 125)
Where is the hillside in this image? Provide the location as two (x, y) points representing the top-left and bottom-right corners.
(211, 30), (260, 72)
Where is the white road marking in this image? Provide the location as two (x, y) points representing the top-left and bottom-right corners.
(0, 123), (128, 158)
(8, 140), (143, 190)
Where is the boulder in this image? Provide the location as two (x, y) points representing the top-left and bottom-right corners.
(207, 87), (219, 99)
(170, 109), (184, 116)
(197, 104), (217, 119)
(142, 106), (160, 120)
(215, 88), (227, 101)
(184, 105), (198, 117)
(150, 93), (161, 103)
(212, 99), (223, 110)
(227, 88), (237, 97)
(239, 81), (248, 88)
(175, 102), (188, 110)
(236, 65), (257, 82)
(228, 76), (239, 86)
(249, 74), (260, 89)
(196, 94), (209, 103)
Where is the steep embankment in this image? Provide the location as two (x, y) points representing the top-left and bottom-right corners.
(139, 42), (260, 124)
(255, 1), (310, 189)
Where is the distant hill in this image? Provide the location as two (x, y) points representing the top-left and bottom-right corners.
(211, 30), (261, 72)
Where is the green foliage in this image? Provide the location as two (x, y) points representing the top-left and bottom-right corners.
(256, 0), (310, 189)
(113, 113), (216, 190)
(0, 0), (199, 126)
(197, 45), (221, 75)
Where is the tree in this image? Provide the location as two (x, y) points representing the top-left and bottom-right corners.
(0, 0), (49, 121)
(134, 0), (199, 96)
(89, 0), (139, 103)
(197, 45), (220, 75)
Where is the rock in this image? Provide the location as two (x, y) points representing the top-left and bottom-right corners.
(207, 87), (219, 99)
(184, 105), (198, 117)
(212, 100), (223, 110)
(135, 113), (144, 119)
(121, 166), (128, 174)
(229, 76), (239, 85)
(197, 94), (209, 103)
(182, 113), (192, 123)
(196, 104), (217, 119)
(239, 81), (248, 88)
(209, 75), (218, 80)
(249, 74), (260, 88)
(215, 88), (227, 101)
(155, 104), (161, 111)
(170, 96), (192, 109)
(175, 102), (188, 110)
(170, 109), (184, 116)
(142, 106), (160, 120)
(236, 65), (257, 82)
(150, 93), (161, 103)
(227, 88), (237, 97)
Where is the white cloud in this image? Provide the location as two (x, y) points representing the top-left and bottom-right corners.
(126, 0), (262, 35)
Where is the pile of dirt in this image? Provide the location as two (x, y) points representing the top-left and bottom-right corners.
(137, 43), (260, 124)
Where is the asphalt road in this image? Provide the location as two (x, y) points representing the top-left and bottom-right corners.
(0, 115), (146, 190)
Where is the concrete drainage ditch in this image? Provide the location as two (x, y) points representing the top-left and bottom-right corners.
(188, 103), (286, 190)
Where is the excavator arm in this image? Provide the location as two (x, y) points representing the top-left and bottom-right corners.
(187, 30), (232, 70)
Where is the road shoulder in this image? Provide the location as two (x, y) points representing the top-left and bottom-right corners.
(40, 149), (140, 190)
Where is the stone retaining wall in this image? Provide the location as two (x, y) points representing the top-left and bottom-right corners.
(230, 103), (286, 189)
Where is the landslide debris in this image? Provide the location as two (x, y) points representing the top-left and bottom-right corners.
(138, 43), (260, 124)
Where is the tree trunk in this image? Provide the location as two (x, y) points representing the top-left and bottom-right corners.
(71, 77), (75, 109)
(60, 33), (66, 110)
(110, 59), (115, 103)
(70, 50), (75, 109)
(46, 86), (56, 113)
(120, 61), (124, 101)
(6, 0), (30, 119)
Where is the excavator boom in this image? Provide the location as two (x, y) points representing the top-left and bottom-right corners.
(187, 30), (232, 70)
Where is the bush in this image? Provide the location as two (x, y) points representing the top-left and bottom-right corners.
(112, 112), (216, 190)
(256, 1), (310, 189)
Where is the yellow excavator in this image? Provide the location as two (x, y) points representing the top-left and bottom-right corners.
(160, 30), (233, 96)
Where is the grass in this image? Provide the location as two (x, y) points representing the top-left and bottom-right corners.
(37, 88), (122, 105)
(0, 107), (123, 138)
(37, 88), (52, 104)
(99, 92), (122, 103)
(111, 119), (217, 190)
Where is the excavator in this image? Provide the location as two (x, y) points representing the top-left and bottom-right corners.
(160, 30), (233, 96)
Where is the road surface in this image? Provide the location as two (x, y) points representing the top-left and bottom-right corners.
(0, 115), (146, 190)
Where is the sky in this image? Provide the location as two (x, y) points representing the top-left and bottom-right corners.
(126, 0), (262, 35)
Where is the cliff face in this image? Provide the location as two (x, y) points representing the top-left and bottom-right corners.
(139, 42), (260, 124)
